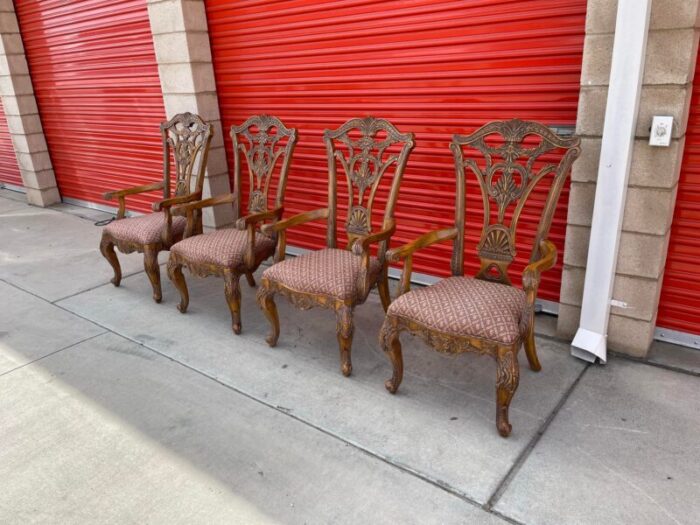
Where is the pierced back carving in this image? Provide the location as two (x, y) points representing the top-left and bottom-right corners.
(450, 119), (581, 284)
(161, 112), (213, 198)
(324, 117), (415, 257)
(231, 115), (297, 219)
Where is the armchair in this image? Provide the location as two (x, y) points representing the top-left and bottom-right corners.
(379, 119), (581, 437)
(257, 117), (415, 376)
(99, 113), (213, 302)
(167, 115), (297, 334)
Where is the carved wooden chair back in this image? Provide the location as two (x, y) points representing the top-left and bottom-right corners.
(231, 115), (298, 221)
(324, 117), (415, 261)
(161, 112), (214, 200)
(450, 119), (581, 284)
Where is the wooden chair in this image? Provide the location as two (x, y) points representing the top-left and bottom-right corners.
(100, 113), (213, 303)
(166, 115), (297, 334)
(257, 117), (415, 376)
(379, 119), (581, 437)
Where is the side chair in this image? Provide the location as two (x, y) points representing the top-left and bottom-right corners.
(167, 115), (297, 334)
(379, 119), (581, 437)
(100, 112), (213, 303)
(257, 117), (415, 376)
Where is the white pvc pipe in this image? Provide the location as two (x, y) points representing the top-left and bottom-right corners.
(571, 0), (652, 363)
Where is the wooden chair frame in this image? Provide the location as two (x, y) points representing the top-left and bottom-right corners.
(256, 117), (415, 376)
(100, 112), (213, 302)
(379, 119), (581, 436)
(167, 115), (297, 334)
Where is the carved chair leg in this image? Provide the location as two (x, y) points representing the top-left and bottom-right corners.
(143, 246), (162, 303)
(100, 236), (122, 287)
(336, 305), (354, 377)
(495, 346), (520, 438)
(257, 280), (280, 347)
(523, 323), (542, 372)
(380, 319), (403, 393)
(167, 258), (189, 313)
(224, 271), (243, 335)
(244, 271), (256, 288)
(377, 269), (391, 312)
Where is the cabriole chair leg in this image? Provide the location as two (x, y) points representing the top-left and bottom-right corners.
(335, 305), (354, 377)
(495, 346), (520, 438)
(224, 271), (243, 334)
(100, 236), (122, 287)
(167, 259), (189, 313)
(143, 245), (162, 304)
(257, 281), (280, 347)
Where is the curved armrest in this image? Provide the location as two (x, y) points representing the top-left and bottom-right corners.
(351, 219), (396, 256)
(103, 181), (164, 201)
(235, 206), (283, 230)
(386, 227), (458, 262)
(152, 191), (202, 212)
(262, 208), (329, 263)
(103, 181), (165, 219)
(522, 240), (557, 300)
(385, 227), (458, 298)
(175, 193), (237, 213)
(261, 208), (328, 236)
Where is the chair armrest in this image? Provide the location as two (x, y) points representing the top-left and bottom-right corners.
(175, 193), (237, 214)
(351, 219), (396, 256)
(151, 191), (202, 212)
(103, 181), (164, 201)
(103, 181), (165, 219)
(261, 208), (328, 236)
(235, 206), (283, 230)
(386, 227), (458, 262)
(261, 208), (329, 263)
(522, 240), (557, 301)
(385, 227), (458, 298)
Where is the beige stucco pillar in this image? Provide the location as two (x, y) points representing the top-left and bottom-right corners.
(558, 0), (700, 357)
(0, 0), (59, 206)
(147, 0), (233, 228)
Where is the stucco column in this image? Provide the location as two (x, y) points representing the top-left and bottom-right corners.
(0, 1), (59, 206)
(559, 0), (700, 357)
(147, 0), (233, 228)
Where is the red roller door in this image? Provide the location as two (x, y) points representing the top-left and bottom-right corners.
(0, 99), (22, 188)
(657, 49), (700, 337)
(205, 0), (586, 302)
(15, 0), (166, 213)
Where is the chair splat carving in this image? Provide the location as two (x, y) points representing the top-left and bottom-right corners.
(451, 119), (581, 284)
(325, 117), (415, 252)
(162, 112), (212, 198)
(232, 114), (296, 218)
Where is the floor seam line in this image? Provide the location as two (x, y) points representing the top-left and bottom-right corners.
(0, 331), (107, 379)
(483, 362), (591, 511)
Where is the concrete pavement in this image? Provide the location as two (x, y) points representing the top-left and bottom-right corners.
(1, 189), (699, 524)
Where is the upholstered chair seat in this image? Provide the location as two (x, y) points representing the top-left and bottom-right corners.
(387, 277), (527, 345)
(262, 248), (383, 301)
(104, 214), (187, 246)
(171, 228), (276, 268)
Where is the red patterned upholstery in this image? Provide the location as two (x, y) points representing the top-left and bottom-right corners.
(388, 276), (527, 344)
(171, 228), (276, 267)
(104, 213), (186, 245)
(263, 248), (383, 300)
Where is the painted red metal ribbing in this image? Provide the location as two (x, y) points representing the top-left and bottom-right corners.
(0, 98), (22, 187)
(14, 0), (166, 213)
(205, 0), (586, 301)
(657, 49), (700, 335)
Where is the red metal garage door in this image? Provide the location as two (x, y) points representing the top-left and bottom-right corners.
(205, 0), (586, 301)
(15, 0), (166, 213)
(0, 99), (22, 188)
(656, 49), (700, 338)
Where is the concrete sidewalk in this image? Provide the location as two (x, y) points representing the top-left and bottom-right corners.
(1, 188), (698, 525)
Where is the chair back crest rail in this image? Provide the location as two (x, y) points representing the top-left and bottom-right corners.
(161, 112), (213, 199)
(449, 119), (581, 284)
(324, 116), (415, 261)
(231, 114), (298, 222)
